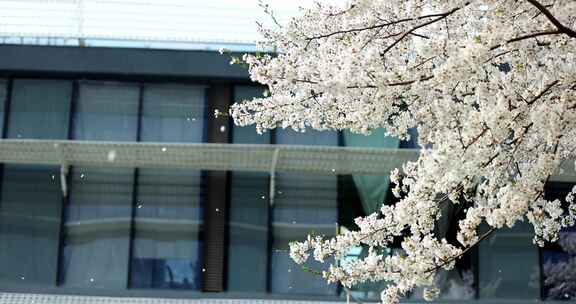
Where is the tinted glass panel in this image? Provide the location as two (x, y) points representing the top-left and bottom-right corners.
(0, 79), (70, 286)
(130, 169), (203, 290)
(227, 86), (271, 292)
(271, 129), (338, 295)
(7, 79), (71, 139)
(542, 182), (576, 301)
(0, 166), (64, 286)
(543, 226), (576, 300)
(73, 82), (139, 141)
(478, 223), (539, 299)
(140, 84), (205, 143)
(130, 84), (205, 290)
(61, 168), (134, 288)
(62, 81), (138, 288)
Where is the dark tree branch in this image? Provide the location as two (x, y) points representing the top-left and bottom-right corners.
(527, 80), (560, 105)
(305, 5), (468, 42)
(380, 5), (466, 56)
(525, 0), (576, 38)
(425, 228), (496, 274)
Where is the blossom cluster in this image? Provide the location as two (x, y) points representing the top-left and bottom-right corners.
(230, 0), (576, 303)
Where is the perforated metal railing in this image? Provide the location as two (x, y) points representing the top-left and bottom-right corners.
(0, 139), (420, 202)
(1, 139), (574, 180)
(0, 139), (418, 175)
(0, 292), (340, 304)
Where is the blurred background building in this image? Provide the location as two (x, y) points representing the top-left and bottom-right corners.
(0, 1), (573, 303)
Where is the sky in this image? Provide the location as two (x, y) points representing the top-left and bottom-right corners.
(0, 0), (342, 51)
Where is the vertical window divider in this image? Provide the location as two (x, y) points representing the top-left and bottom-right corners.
(1, 78), (13, 139)
(126, 82), (144, 289)
(0, 78), (12, 269)
(0, 78), (13, 209)
(472, 244), (480, 299)
(202, 83), (230, 292)
(335, 131), (344, 297)
(56, 79), (78, 286)
(538, 244), (545, 300)
(265, 129), (276, 293)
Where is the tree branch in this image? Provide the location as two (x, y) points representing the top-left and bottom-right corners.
(380, 5), (466, 56)
(526, 80), (560, 105)
(525, 0), (576, 38)
(425, 228), (496, 274)
(305, 5), (468, 42)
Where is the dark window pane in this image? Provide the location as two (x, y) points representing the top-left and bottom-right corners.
(271, 172), (338, 295)
(0, 165), (63, 286)
(227, 171), (269, 292)
(543, 226), (576, 300)
(61, 168), (134, 288)
(140, 84), (206, 143)
(0, 79), (70, 286)
(130, 169), (203, 290)
(542, 182), (576, 301)
(73, 82), (139, 141)
(62, 81), (138, 288)
(271, 130), (338, 295)
(130, 84), (205, 290)
(227, 86), (270, 292)
(478, 223), (540, 299)
(231, 86), (268, 144)
(7, 79), (71, 139)
(276, 128), (338, 146)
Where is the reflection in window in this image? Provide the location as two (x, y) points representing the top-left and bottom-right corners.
(130, 84), (205, 290)
(61, 168), (134, 288)
(271, 172), (338, 295)
(543, 227), (576, 300)
(130, 169), (203, 290)
(227, 85), (270, 292)
(140, 84), (206, 143)
(542, 182), (576, 301)
(227, 171), (269, 292)
(478, 223), (540, 299)
(271, 129), (339, 295)
(0, 165), (64, 286)
(341, 244), (390, 300)
(7, 79), (72, 139)
(73, 82), (139, 141)
(62, 81), (139, 288)
(0, 79), (70, 286)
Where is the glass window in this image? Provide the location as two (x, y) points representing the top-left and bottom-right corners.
(271, 172), (338, 295)
(61, 168), (134, 288)
(130, 84), (205, 290)
(271, 129), (339, 295)
(140, 84), (206, 143)
(0, 79), (71, 286)
(72, 82), (139, 141)
(227, 85), (270, 293)
(61, 81), (139, 288)
(7, 79), (71, 139)
(478, 223), (540, 299)
(130, 169), (203, 290)
(543, 226), (576, 300)
(542, 182), (576, 301)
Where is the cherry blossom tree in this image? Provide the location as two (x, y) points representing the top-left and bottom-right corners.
(228, 0), (576, 303)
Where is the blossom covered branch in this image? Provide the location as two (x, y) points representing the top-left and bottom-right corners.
(229, 0), (576, 303)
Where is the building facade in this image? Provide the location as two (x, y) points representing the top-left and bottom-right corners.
(0, 44), (573, 304)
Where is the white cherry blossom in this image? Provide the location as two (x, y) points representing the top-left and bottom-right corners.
(231, 0), (576, 303)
